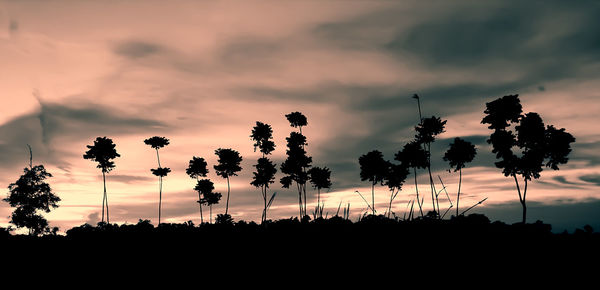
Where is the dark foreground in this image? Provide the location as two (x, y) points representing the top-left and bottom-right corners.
(2, 214), (599, 277)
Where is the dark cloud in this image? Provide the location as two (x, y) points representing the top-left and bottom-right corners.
(0, 100), (167, 172)
(101, 174), (154, 184)
(114, 41), (163, 59)
(579, 174), (600, 186)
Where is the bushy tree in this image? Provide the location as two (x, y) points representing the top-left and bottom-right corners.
(83, 137), (120, 223)
(482, 94), (575, 223)
(4, 148), (60, 235)
(194, 178), (221, 224)
(384, 163), (409, 218)
(443, 137), (477, 217)
(415, 116), (447, 217)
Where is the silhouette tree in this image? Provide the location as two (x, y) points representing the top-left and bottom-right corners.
(395, 141), (428, 217)
(482, 94), (575, 223)
(144, 136), (171, 225)
(359, 150), (389, 215)
(193, 178), (221, 224)
(384, 163), (409, 218)
(443, 137), (477, 217)
(83, 136), (120, 223)
(214, 148), (243, 217)
(415, 115), (447, 217)
(280, 132), (312, 218)
(285, 111), (308, 134)
(308, 166), (332, 219)
(187, 156), (209, 224)
(250, 122), (277, 223)
(4, 146), (60, 235)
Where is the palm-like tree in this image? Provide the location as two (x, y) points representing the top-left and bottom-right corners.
(83, 137), (120, 224)
(308, 166), (332, 219)
(187, 156), (209, 224)
(144, 136), (171, 225)
(395, 141), (428, 218)
(443, 137), (477, 217)
(250, 122), (277, 223)
(214, 148), (243, 216)
(359, 150), (389, 215)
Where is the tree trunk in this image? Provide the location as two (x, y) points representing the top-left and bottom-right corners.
(414, 168), (423, 217)
(198, 192), (204, 225)
(456, 168), (462, 217)
(225, 176), (231, 215)
(371, 181), (376, 215)
(158, 176), (162, 225)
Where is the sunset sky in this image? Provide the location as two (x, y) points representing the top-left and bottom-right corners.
(1, 0), (599, 233)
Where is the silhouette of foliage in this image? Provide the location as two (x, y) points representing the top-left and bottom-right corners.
(359, 150), (389, 215)
(384, 163), (409, 218)
(443, 137), (477, 217)
(151, 167), (171, 177)
(83, 136), (120, 223)
(4, 163), (60, 235)
(395, 141), (429, 218)
(214, 148), (243, 216)
(187, 156), (209, 223)
(250, 121), (276, 155)
(280, 131), (312, 217)
(143, 136), (170, 149)
(308, 166), (332, 218)
(193, 179), (221, 224)
(285, 111), (308, 133)
(186, 157), (209, 179)
(414, 115), (447, 218)
(482, 94), (575, 223)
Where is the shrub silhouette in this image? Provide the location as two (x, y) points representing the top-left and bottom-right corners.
(308, 166), (332, 218)
(214, 148), (243, 216)
(250, 121), (277, 224)
(359, 150), (389, 215)
(144, 136), (171, 225)
(187, 156), (209, 224)
(285, 111), (308, 134)
(83, 136), (120, 223)
(482, 94), (575, 223)
(443, 137), (477, 217)
(4, 146), (60, 235)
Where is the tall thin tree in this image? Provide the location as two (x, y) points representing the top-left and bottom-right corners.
(415, 115), (447, 217)
(359, 150), (389, 215)
(250, 121), (277, 223)
(214, 148), (243, 217)
(395, 141), (428, 218)
(187, 156), (209, 224)
(144, 136), (171, 225)
(83, 137), (120, 224)
(384, 163), (409, 218)
(308, 166), (332, 219)
(443, 137), (477, 217)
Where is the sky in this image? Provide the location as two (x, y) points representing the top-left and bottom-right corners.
(1, 0), (599, 233)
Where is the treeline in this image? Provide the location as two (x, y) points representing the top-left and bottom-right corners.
(1, 94), (575, 236)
